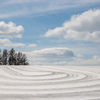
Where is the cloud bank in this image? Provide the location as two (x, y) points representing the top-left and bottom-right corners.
(25, 47), (100, 66)
(54, 55), (100, 66)
(25, 47), (75, 64)
(44, 9), (100, 42)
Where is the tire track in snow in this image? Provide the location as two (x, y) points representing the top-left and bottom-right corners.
(0, 65), (100, 100)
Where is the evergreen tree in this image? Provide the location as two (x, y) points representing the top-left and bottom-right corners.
(8, 48), (16, 65)
(21, 54), (29, 65)
(0, 48), (29, 65)
(16, 52), (29, 65)
(2, 49), (8, 65)
(16, 52), (22, 65)
(0, 50), (3, 65)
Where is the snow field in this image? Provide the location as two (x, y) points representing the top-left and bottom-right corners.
(0, 65), (100, 100)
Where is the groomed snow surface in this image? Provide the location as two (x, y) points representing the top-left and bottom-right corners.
(0, 65), (100, 100)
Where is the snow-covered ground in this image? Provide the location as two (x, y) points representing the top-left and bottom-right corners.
(0, 65), (100, 100)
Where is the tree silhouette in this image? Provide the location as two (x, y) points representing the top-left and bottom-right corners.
(2, 49), (8, 65)
(0, 48), (29, 65)
(8, 48), (15, 65)
(0, 50), (3, 65)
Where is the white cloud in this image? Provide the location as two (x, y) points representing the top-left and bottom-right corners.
(0, 39), (25, 47)
(25, 47), (100, 66)
(3, 0), (100, 5)
(0, 21), (24, 38)
(27, 44), (37, 47)
(0, 39), (37, 48)
(0, 0), (78, 18)
(62, 55), (100, 66)
(44, 9), (100, 42)
(69, 55), (100, 66)
(0, 0), (100, 18)
(0, 21), (37, 48)
(78, 0), (100, 3)
(3, 0), (44, 4)
(25, 47), (75, 64)
(37, 55), (100, 66)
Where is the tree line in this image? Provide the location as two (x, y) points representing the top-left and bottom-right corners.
(0, 48), (29, 65)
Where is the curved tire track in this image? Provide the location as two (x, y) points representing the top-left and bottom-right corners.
(0, 65), (100, 100)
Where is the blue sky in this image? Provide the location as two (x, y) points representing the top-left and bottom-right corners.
(0, 0), (100, 65)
